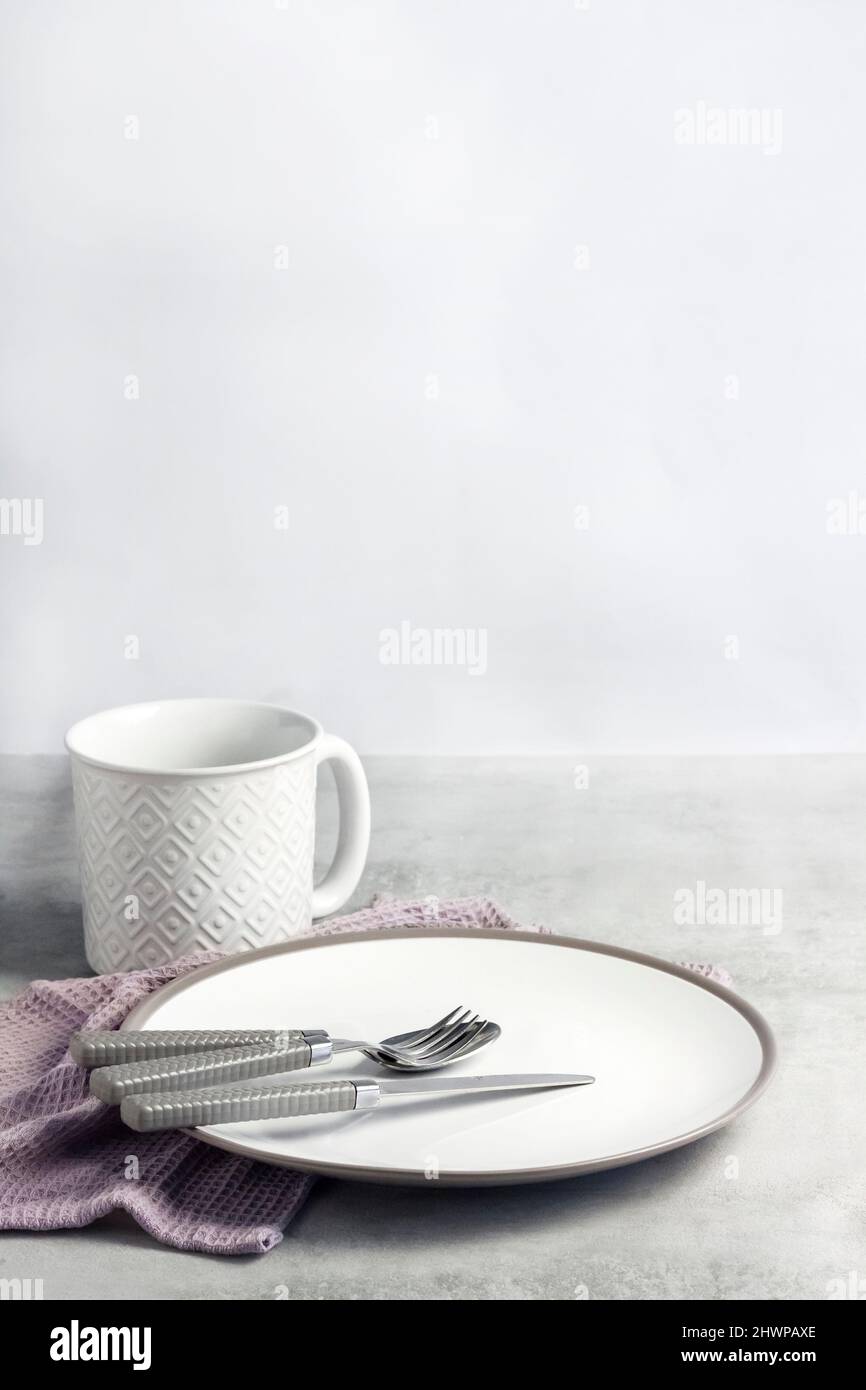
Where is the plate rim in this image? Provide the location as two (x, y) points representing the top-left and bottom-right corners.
(123, 928), (777, 1187)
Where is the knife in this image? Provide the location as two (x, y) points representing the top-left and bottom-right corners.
(119, 1072), (595, 1132)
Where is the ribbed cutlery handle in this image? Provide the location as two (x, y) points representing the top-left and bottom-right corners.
(120, 1080), (360, 1132)
(70, 1028), (301, 1067)
(90, 1040), (318, 1103)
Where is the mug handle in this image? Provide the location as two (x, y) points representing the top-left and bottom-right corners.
(311, 734), (371, 918)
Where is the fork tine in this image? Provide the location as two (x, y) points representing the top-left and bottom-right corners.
(396, 1006), (469, 1053)
(370, 1007), (464, 1060)
(397, 1006), (467, 1045)
(424, 1018), (486, 1056)
(412, 1015), (485, 1060)
(373, 1012), (474, 1063)
(377, 1021), (492, 1069)
(444, 1021), (496, 1058)
(403, 1011), (474, 1057)
(424, 1021), (498, 1065)
(366, 1005), (496, 1069)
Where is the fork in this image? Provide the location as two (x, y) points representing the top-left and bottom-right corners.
(77, 1007), (501, 1103)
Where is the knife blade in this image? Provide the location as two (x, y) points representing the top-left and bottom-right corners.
(375, 1072), (595, 1099)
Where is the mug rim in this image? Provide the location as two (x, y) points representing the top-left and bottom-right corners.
(65, 698), (324, 777)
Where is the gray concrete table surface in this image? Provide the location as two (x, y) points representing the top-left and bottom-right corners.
(0, 753), (863, 1300)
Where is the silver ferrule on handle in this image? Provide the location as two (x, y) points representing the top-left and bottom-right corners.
(302, 1031), (334, 1065)
(120, 1078), (378, 1133)
(254, 1030), (334, 1066)
(352, 1080), (382, 1110)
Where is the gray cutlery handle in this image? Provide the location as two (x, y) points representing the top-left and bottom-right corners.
(90, 1040), (317, 1103)
(70, 1028), (302, 1067)
(120, 1079), (360, 1132)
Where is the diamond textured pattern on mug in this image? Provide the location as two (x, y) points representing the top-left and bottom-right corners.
(101, 931), (129, 968)
(199, 905), (239, 945)
(96, 862), (124, 901)
(113, 833), (144, 872)
(71, 757), (317, 971)
(246, 828), (280, 870)
(224, 800), (258, 840)
(198, 836), (237, 876)
(113, 779), (140, 804)
(198, 780), (232, 807)
(267, 791), (293, 829)
(176, 805), (211, 844)
(177, 873), (213, 912)
(82, 823), (103, 861)
(153, 906), (193, 944)
(129, 797), (166, 842)
(243, 891), (280, 939)
(134, 933), (175, 969)
(151, 835), (189, 878)
(131, 868), (170, 909)
(92, 796), (120, 835)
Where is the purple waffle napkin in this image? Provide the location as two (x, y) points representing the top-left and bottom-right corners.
(0, 896), (732, 1255)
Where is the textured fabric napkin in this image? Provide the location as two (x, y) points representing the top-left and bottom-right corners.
(0, 895), (732, 1255)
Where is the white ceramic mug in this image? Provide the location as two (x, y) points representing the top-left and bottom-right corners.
(66, 700), (371, 973)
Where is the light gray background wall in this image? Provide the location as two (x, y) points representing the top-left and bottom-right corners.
(2, 0), (865, 755)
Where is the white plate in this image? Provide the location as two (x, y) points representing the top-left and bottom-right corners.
(124, 930), (776, 1186)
